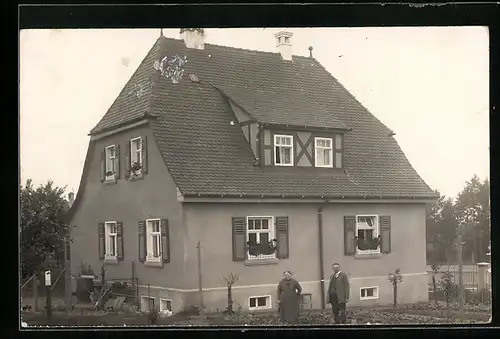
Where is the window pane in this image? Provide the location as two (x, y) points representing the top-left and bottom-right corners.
(257, 297), (267, 307)
(282, 148), (290, 164)
(254, 219), (261, 230)
(285, 137), (291, 146)
(361, 289), (366, 298)
(262, 219), (269, 229)
(250, 298), (256, 308)
(326, 139), (332, 148)
(110, 235), (116, 256)
(367, 289), (374, 297)
(275, 146), (281, 163)
(260, 232), (269, 244)
(335, 135), (342, 150)
(166, 300), (172, 311)
(153, 221), (160, 233)
(248, 233), (257, 244)
(324, 150), (331, 166)
(153, 236), (160, 257)
(248, 219), (254, 230)
(335, 152), (342, 168)
(358, 230), (366, 239)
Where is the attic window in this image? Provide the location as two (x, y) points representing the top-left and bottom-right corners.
(274, 135), (293, 166)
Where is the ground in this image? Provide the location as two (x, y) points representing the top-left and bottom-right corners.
(21, 301), (491, 327)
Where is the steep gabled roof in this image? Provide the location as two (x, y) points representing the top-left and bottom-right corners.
(90, 35), (436, 199)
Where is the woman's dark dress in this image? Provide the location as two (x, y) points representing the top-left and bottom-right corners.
(277, 278), (302, 323)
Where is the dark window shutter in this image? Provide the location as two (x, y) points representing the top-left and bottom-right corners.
(142, 136), (148, 175)
(115, 145), (121, 179)
(232, 217), (246, 261)
(276, 216), (289, 259)
(161, 219), (170, 264)
(125, 141), (131, 179)
(100, 150), (105, 182)
(344, 216), (356, 256)
(98, 222), (105, 260)
(138, 221), (146, 263)
(380, 216), (391, 254)
(117, 222), (124, 261)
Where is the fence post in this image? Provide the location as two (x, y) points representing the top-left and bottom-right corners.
(64, 237), (72, 312)
(33, 272), (39, 312)
(456, 235), (465, 321)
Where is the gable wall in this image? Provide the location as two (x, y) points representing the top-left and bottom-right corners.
(69, 124), (187, 290)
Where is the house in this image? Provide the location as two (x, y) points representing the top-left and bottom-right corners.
(67, 29), (437, 314)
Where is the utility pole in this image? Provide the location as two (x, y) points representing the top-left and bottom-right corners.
(196, 241), (204, 316)
(457, 234), (465, 321)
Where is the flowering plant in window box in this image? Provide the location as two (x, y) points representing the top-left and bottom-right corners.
(130, 162), (142, 176)
(356, 235), (381, 251)
(105, 170), (115, 177)
(246, 239), (278, 256)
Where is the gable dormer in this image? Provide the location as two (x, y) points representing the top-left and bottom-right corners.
(259, 127), (345, 170)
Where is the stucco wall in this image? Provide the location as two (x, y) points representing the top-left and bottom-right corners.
(180, 202), (428, 311)
(69, 124), (186, 289)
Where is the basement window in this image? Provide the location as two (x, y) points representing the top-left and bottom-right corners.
(249, 295), (272, 310)
(160, 298), (172, 312)
(360, 286), (378, 300)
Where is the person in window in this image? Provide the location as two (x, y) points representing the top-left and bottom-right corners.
(326, 263), (350, 324)
(277, 270), (302, 324)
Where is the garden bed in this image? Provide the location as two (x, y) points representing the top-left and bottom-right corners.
(21, 302), (490, 327)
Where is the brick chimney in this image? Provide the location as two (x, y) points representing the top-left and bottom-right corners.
(68, 192), (75, 207)
(275, 31), (293, 61)
(180, 28), (205, 50)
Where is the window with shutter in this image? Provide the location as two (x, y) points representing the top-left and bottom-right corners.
(145, 219), (162, 263)
(275, 216), (289, 259)
(232, 217), (246, 261)
(344, 216), (356, 256)
(100, 150), (105, 182)
(115, 145), (121, 179)
(161, 219), (170, 264)
(380, 216), (391, 254)
(125, 141), (131, 179)
(246, 216), (276, 260)
(98, 223), (105, 260)
(138, 221), (146, 263)
(117, 222), (124, 261)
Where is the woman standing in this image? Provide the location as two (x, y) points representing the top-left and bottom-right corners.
(277, 270), (302, 323)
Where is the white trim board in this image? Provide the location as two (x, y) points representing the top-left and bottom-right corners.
(138, 272), (427, 293)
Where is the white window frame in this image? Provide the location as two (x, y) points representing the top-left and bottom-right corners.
(246, 216), (276, 260)
(146, 218), (162, 263)
(140, 296), (155, 312)
(314, 137), (333, 168)
(274, 134), (294, 166)
(104, 221), (118, 259)
(160, 298), (172, 312)
(360, 286), (379, 300)
(248, 295), (272, 310)
(105, 145), (116, 180)
(355, 214), (380, 255)
(130, 137), (143, 169)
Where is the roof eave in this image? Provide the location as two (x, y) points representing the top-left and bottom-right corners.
(182, 193), (438, 200)
(261, 122), (350, 133)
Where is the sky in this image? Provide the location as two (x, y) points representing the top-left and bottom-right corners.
(19, 27), (489, 199)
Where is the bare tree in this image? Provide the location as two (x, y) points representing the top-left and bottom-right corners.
(223, 272), (239, 314)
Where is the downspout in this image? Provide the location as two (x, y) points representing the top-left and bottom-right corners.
(318, 200), (329, 310)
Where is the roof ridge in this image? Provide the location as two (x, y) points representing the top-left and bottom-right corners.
(159, 35), (311, 59)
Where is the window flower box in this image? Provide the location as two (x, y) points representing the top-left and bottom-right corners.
(246, 239), (277, 256)
(356, 235), (381, 251)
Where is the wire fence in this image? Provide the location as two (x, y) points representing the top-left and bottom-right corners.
(21, 261), (141, 314)
(427, 264), (492, 304)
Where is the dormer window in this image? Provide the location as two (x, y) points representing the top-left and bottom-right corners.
(315, 137), (333, 168)
(274, 135), (293, 166)
(284, 37), (290, 44)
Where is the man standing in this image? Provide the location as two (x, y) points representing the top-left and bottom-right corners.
(326, 262), (350, 324)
